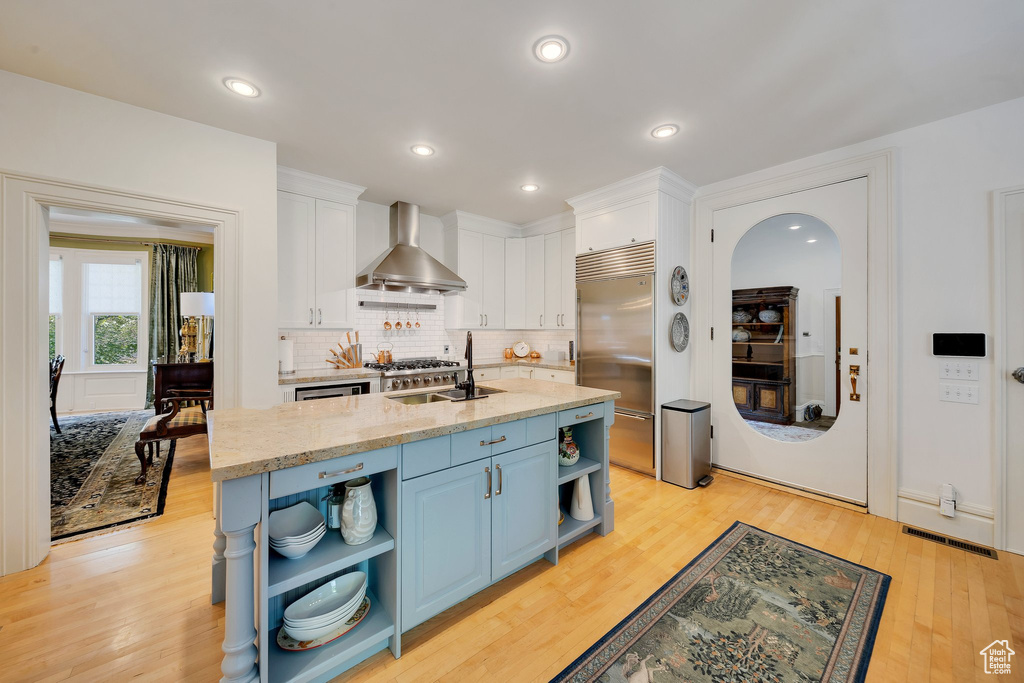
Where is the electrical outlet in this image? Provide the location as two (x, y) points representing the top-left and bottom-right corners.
(444, 345), (450, 354)
(939, 382), (980, 404)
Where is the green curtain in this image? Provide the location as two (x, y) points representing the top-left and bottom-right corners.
(146, 244), (199, 407)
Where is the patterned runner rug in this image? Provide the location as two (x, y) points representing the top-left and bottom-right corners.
(553, 522), (889, 683)
(50, 409), (175, 541)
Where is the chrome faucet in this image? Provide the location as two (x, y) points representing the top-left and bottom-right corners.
(455, 331), (475, 398)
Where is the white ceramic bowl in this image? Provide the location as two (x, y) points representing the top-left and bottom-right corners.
(269, 502), (325, 543)
(271, 528), (325, 559)
(284, 572), (366, 624)
(270, 523), (326, 546)
(283, 600), (362, 642)
(284, 583), (366, 629)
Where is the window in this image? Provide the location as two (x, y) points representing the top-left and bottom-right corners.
(49, 255), (62, 360)
(84, 261), (143, 367)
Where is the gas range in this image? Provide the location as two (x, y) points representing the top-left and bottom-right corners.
(365, 358), (467, 392)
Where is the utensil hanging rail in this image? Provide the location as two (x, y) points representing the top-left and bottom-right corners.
(358, 301), (436, 312)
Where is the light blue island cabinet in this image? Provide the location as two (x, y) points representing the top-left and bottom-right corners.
(208, 379), (618, 683)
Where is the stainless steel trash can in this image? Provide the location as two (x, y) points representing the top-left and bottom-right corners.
(661, 400), (712, 489)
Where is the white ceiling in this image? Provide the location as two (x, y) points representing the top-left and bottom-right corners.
(2, 1), (1023, 224)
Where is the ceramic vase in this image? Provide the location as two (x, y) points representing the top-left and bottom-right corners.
(340, 476), (377, 545)
(558, 427), (580, 466)
(569, 474), (594, 522)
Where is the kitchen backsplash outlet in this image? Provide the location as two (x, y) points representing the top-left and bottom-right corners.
(279, 290), (574, 370)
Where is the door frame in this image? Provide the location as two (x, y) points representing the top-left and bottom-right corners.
(823, 288), (842, 418)
(991, 183), (1024, 551)
(691, 150), (897, 519)
(1, 170), (242, 575)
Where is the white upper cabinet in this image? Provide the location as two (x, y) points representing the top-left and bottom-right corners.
(575, 197), (654, 253)
(277, 168), (365, 329)
(543, 232), (561, 328)
(504, 238), (526, 329)
(560, 228), (576, 329)
(278, 191), (317, 328)
(524, 235), (545, 329)
(444, 228), (505, 329)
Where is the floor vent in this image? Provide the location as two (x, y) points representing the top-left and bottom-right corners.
(902, 525), (998, 559)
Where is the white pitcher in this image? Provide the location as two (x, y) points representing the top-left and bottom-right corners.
(341, 476), (377, 545)
(569, 474), (594, 522)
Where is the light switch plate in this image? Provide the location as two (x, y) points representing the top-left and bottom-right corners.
(939, 382), (979, 404)
(939, 361), (980, 380)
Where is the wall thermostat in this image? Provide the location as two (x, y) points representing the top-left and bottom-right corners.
(932, 333), (986, 358)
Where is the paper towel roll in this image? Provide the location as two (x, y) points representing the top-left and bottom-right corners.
(278, 337), (295, 374)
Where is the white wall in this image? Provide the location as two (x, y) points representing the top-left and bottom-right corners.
(0, 69), (280, 409)
(696, 95), (1024, 543)
(731, 213), (842, 407)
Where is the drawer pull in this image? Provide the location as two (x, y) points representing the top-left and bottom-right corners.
(575, 411), (594, 420)
(318, 462), (363, 479)
(484, 466), (491, 499)
(481, 435), (507, 446)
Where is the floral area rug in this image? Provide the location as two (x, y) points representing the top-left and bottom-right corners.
(553, 522), (889, 683)
(50, 410), (174, 541)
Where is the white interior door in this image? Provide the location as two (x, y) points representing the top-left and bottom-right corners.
(712, 178), (869, 504)
(1003, 190), (1024, 554)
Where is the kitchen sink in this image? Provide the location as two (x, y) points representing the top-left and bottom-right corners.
(386, 392), (452, 405)
(432, 386), (506, 401)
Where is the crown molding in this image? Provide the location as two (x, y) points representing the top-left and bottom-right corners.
(49, 220), (215, 245)
(519, 210), (575, 237)
(440, 210), (522, 238)
(566, 166), (698, 215)
(277, 166), (366, 205)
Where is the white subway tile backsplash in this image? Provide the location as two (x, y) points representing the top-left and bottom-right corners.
(280, 291), (574, 369)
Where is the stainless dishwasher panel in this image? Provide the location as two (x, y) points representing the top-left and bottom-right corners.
(609, 409), (655, 476)
(293, 381), (372, 401)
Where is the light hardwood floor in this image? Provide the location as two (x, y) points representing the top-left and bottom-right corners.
(2, 435), (1022, 682)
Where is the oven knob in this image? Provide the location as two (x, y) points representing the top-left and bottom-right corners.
(402, 378), (412, 387)
(413, 376), (422, 385)
(435, 375), (442, 384)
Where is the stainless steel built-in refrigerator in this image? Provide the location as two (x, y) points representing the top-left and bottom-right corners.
(576, 242), (655, 476)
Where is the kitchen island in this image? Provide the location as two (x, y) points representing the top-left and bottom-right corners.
(208, 378), (618, 682)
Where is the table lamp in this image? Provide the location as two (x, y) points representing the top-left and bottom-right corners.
(180, 292), (214, 362)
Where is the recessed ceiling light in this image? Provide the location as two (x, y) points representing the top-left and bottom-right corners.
(651, 124), (679, 139)
(410, 145), (435, 157)
(223, 78), (260, 98)
(534, 35), (569, 63)
(806, 238), (818, 243)
(521, 184), (539, 192)
(789, 225), (801, 230)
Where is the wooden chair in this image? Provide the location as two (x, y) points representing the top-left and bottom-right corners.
(134, 393), (209, 484)
(49, 355), (65, 434)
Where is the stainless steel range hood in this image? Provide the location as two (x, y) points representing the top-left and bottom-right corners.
(355, 201), (467, 295)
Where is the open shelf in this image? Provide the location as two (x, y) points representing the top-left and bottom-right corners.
(268, 588), (394, 683)
(558, 513), (603, 547)
(556, 457), (602, 485)
(268, 525), (395, 598)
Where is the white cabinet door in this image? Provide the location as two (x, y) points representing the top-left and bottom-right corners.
(499, 365), (518, 379)
(519, 367), (533, 379)
(459, 230), (484, 327)
(524, 236), (544, 330)
(560, 228), (576, 329)
(543, 233), (561, 329)
(314, 198), (356, 328)
(576, 198), (655, 254)
(278, 191), (316, 328)
(504, 238), (526, 329)
(481, 234), (505, 328)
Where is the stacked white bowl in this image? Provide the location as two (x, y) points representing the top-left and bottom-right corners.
(269, 501), (326, 559)
(283, 571), (368, 641)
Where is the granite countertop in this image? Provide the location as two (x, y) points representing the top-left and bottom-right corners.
(474, 358), (576, 372)
(279, 367), (381, 385)
(208, 378), (618, 482)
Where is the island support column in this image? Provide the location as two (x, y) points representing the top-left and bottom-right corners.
(218, 474), (261, 683)
(212, 481), (226, 604)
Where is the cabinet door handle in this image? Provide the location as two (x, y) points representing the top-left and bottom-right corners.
(480, 435), (507, 446)
(484, 466), (491, 499)
(540, 314), (544, 326)
(575, 411), (594, 420)
(484, 314), (488, 326)
(495, 464), (502, 496)
(318, 462), (363, 479)
(318, 308), (322, 325)
(309, 308), (314, 325)
(479, 314), (483, 327)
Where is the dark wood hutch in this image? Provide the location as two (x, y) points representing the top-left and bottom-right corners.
(731, 286), (798, 424)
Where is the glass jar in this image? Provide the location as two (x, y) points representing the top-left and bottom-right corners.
(324, 483), (345, 530)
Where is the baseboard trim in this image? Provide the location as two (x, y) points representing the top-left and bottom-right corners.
(897, 491), (994, 547)
(712, 467), (868, 513)
(897, 487), (993, 519)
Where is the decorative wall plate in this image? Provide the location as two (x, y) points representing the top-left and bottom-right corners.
(670, 312), (690, 352)
(670, 266), (689, 306)
(512, 341), (530, 358)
